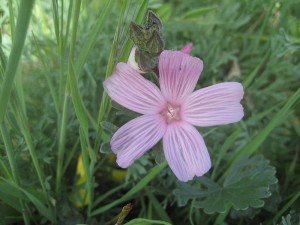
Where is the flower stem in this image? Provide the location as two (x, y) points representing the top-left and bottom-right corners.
(55, 92), (69, 194)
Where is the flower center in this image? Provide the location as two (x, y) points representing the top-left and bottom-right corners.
(161, 103), (181, 124)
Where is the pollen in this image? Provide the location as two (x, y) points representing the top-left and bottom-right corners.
(161, 103), (181, 124)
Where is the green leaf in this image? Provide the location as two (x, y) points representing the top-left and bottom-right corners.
(100, 121), (119, 135)
(99, 142), (112, 154)
(174, 155), (278, 214)
(124, 218), (172, 225)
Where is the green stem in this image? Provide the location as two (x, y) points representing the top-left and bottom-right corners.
(8, 0), (16, 39)
(55, 92), (69, 194)
(58, 2), (65, 107)
(69, 0), (81, 59)
(213, 205), (231, 225)
(188, 199), (195, 225)
(62, 137), (79, 175)
(0, 0), (35, 122)
(0, 123), (30, 225)
(64, 1), (74, 46)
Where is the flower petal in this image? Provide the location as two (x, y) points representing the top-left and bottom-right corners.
(163, 121), (211, 182)
(111, 114), (167, 168)
(159, 50), (203, 104)
(182, 82), (244, 127)
(104, 63), (165, 114)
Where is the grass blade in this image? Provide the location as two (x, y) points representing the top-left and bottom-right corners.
(221, 86), (300, 181)
(75, 0), (114, 74)
(0, 0), (35, 122)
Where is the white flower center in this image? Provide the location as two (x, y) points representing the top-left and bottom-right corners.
(161, 103), (181, 124)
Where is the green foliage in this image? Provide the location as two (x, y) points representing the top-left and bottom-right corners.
(0, 0), (300, 224)
(174, 155), (277, 214)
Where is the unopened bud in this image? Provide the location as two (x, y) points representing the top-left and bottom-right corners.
(180, 43), (193, 54)
(129, 10), (165, 72)
(146, 10), (162, 32)
(146, 30), (164, 57)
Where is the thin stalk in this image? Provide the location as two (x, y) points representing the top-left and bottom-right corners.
(58, 1), (65, 107)
(69, 0), (81, 59)
(0, 123), (30, 225)
(64, 1), (74, 48)
(55, 92), (69, 194)
(55, 0), (82, 195)
(213, 206), (231, 225)
(188, 199), (195, 225)
(52, 0), (60, 44)
(62, 137), (79, 174)
(8, 0), (16, 39)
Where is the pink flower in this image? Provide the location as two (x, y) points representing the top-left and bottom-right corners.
(103, 50), (244, 182)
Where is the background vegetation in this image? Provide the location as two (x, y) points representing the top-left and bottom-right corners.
(0, 0), (299, 224)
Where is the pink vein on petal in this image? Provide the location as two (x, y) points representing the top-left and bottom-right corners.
(163, 121), (211, 182)
(181, 82), (244, 127)
(111, 114), (167, 168)
(159, 50), (203, 105)
(103, 62), (165, 115)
